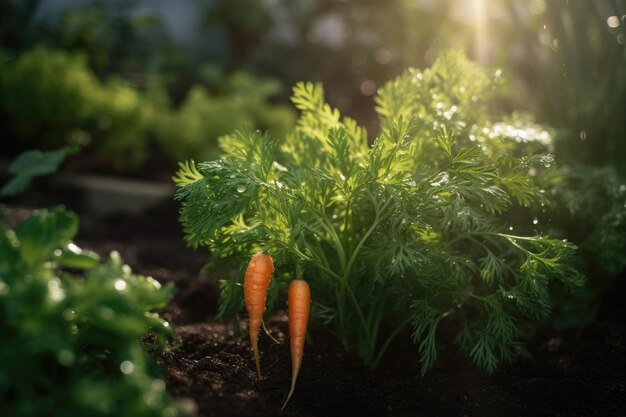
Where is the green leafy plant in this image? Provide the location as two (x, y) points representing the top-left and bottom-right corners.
(0, 48), (102, 147)
(0, 147), (75, 198)
(0, 207), (184, 416)
(174, 51), (583, 373)
(0, 48), (159, 169)
(1, 48), (294, 171)
(545, 165), (626, 329)
(155, 71), (295, 163)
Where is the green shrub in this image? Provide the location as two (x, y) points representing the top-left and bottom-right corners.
(0, 48), (158, 169)
(174, 51), (583, 373)
(0, 48), (101, 147)
(0, 207), (184, 417)
(1, 48), (294, 171)
(93, 77), (159, 170)
(545, 165), (626, 329)
(155, 71), (294, 162)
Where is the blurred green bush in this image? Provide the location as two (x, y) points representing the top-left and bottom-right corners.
(0, 48), (156, 169)
(0, 48), (101, 146)
(0, 206), (185, 417)
(156, 72), (294, 162)
(0, 48), (294, 171)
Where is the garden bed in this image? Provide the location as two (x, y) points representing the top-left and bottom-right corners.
(18, 200), (619, 417)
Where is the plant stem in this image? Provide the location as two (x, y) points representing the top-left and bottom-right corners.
(343, 195), (391, 281)
(371, 316), (413, 368)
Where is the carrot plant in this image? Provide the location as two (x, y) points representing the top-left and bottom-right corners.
(174, 51), (584, 373)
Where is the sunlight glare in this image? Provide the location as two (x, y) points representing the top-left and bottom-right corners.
(475, 0), (487, 64)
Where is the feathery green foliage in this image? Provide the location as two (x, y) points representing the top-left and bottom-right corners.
(175, 51), (583, 373)
(0, 207), (184, 417)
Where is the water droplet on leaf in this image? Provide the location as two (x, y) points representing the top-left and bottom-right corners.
(120, 360), (134, 374)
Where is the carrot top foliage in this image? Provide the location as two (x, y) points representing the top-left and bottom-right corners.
(174, 51), (583, 373)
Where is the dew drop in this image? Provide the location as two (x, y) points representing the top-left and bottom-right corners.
(47, 279), (65, 302)
(509, 226), (514, 231)
(114, 279), (127, 291)
(120, 360), (135, 374)
(607, 15), (620, 28)
(236, 184), (246, 193)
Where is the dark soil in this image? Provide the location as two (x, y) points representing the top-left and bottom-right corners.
(4, 199), (626, 417)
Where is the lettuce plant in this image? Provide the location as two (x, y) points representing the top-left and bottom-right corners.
(0, 207), (184, 417)
(174, 51), (583, 373)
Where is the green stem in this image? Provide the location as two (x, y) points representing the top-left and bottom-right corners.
(299, 197), (347, 271)
(285, 243), (369, 342)
(342, 195), (353, 255)
(324, 215), (347, 271)
(468, 293), (490, 303)
(337, 193), (395, 363)
(363, 294), (387, 362)
(343, 195), (391, 281)
(370, 316), (413, 368)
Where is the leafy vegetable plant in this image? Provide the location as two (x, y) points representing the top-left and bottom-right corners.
(155, 72), (294, 163)
(0, 207), (184, 416)
(174, 51), (583, 373)
(545, 165), (626, 329)
(0, 147), (75, 198)
(0, 48), (293, 171)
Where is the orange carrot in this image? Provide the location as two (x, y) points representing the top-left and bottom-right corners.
(281, 279), (311, 410)
(243, 253), (274, 378)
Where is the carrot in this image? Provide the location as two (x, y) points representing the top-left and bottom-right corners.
(281, 279), (311, 410)
(243, 253), (274, 378)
